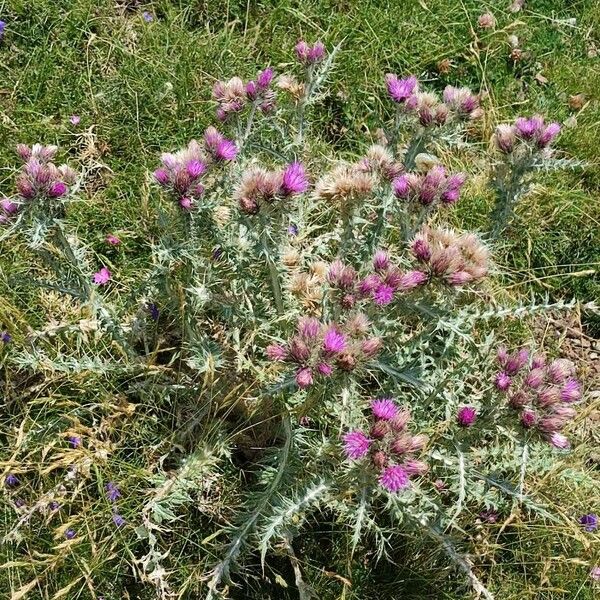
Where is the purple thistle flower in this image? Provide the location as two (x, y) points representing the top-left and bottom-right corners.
(113, 513), (126, 527)
(373, 284), (394, 306)
(214, 139), (238, 162)
(373, 250), (390, 272)
(495, 371), (511, 391)
(307, 42), (326, 64)
(297, 317), (320, 339)
(257, 67), (274, 89)
(64, 529), (76, 540)
(48, 181), (68, 198)
(323, 327), (347, 354)
(281, 162), (309, 196)
(457, 406), (477, 427)
(371, 398), (398, 421)
(266, 344), (287, 361)
(392, 174), (410, 198)
(317, 362), (333, 376)
(379, 465), (410, 492)
(106, 482), (121, 502)
(106, 234), (121, 246)
(385, 74), (418, 103)
(343, 430), (371, 459)
(560, 379), (581, 403)
(411, 238), (431, 262)
(5, 473), (19, 487)
(578, 513), (598, 532)
(295, 367), (314, 388)
(520, 408), (537, 428)
(537, 122), (561, 147)
(398, 270), (428, 290)
(179, 197), (193, 211)
(154, 168), (170, 186)
(295, 41), (310, 62)
(93, 267), (111, 286)
(186, 159), (206, 178)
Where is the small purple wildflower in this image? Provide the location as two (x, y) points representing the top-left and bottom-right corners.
(578, 514), (598, 532)
(343, 430), (371, 460)
(68, 436), (81, 448)
(69, 115), (81, 125)
(5, 473), (19, 487)
(113, 513), (126, 527)
(142, 11), (154, 22)
(146, 303), (159, 321)
(457, 406), (477, 427)
(106, 234), (121, 246)
(64, 529), (76, 540)
(379, 465), (410, 492)
(0, 21), (6, 40)
(591, 566), (600, 581)
(371, 398), (398, 421)
(1, 331), (11, 343)
(287, 223), (299, 236)
(50, 501), (60, 511)
(106, 482), (121, 502)
(317, 362), (333, 376)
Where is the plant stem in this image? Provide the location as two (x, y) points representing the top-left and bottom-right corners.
(403, 130), (428, 170)
(259, 224), (284, 315)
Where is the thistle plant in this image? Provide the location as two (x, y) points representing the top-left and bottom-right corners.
(1, 39), (595, 600)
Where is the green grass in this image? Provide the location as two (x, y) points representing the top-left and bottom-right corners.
(1, 1), (599, 598)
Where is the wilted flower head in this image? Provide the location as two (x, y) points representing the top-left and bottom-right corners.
(442, 86), (482, 120)
(213, 76), (247, 120)
(477, 12), (496, 29)
(393, 165), (467, 207)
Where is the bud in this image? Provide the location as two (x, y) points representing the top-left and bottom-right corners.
(372, 450), (388, 469)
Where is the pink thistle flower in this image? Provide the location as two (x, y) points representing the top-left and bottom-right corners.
(215, 139), (238, 162)
(520, 408), (537, 428)
(373, 284), (394, 306)
(297, 316), (321, 339)
(257, 67), (274, 89)
(266, 344), (288, 361)
(1, 198), (18, 215)
(411, 238), (431, 262)
(154, 168), (170, 186)
(385, 74), (418, 103)
(281, 162), (308, 196)
(537, 123), (561, 148)
(106, 234), (121, 246)
(457, 406), (477, 427)
(361, 337), (383, 358)
(379, 465), (410, 492)
(317, 362), (333, 376)
(537, 386), (560, 408)
(524, 368), (545, 389)
(343, 430), (371, 460)
(179, 197), (193, 211)
(295, 367), (314, 388)
(186, 159), (206, 178)
(93, 267), (111, 286)
(495, 372), (511, 391)
(294, 41), (310, 62)
(371, 398), (398, 421)
(547, 359), (574, 383)
(403, 459), (428, 476)
(398, 270), (428, 290)
(48, 181), (67, 198)
(358, 274), (381, 296)
(307, 42), (326, 64)
(392, 174), (411, 198)
(447, 271), (474, 286)
(373, 250), (390, 272)
(560, 379), (581, 403)
(323, 327), (347, 354)
(547, 432), (570, 450)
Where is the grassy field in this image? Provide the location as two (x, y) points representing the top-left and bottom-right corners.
(1, 1), (599, 598)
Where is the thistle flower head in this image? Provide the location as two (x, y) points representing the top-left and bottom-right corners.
(322, 327), (347, 354)
(343, 430), (371, 459)
(371, 398), (398, 421)
(560, 379), (581, 403)
(295, 367), (314, 388)
(495, 371), (511, 391)
(266, 344), (288, 361)
(385, 74), (418, 103)
(295, 40), (326, 65)
(93, 267), (111, 286)
(457, 406), (477, 427)
(281, 162), (309, 196)
(379, 465), (410, 492)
